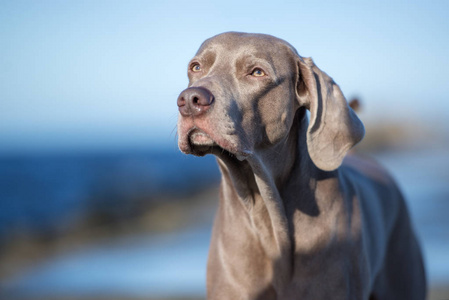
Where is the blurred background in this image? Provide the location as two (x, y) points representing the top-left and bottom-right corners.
(1, 1), (448, 299)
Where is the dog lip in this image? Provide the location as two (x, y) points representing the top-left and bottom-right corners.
(189, 129), (216, 146)
(186, 128), (252, 160)
(235, 149), (253, 161)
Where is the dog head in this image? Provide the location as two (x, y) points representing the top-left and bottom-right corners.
(177, 32), (364, 171)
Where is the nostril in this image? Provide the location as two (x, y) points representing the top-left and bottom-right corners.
(192, 96), (199, 104)
(177, 96), (186, 107)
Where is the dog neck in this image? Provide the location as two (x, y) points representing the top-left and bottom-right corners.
(214, 108), (338, 285)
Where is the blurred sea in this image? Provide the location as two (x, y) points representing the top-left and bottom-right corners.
(1, 147), (448, 299)
(0, 148), (220, 241)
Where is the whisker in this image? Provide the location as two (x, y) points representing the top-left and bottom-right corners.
(170, 124), (178, 138)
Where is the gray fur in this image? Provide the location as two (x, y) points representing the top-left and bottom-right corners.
(177, 32), (426, 300)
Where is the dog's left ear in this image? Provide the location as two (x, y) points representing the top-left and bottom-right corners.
(296, 57), (365, 171)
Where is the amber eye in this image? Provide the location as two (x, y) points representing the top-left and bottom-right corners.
(251, 68), (266, 77)
(191, 63), (201, 72)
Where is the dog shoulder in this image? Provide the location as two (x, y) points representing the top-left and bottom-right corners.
(341, 154), (397, 188)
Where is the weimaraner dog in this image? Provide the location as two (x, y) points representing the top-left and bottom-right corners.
(177, 32), (426, 300)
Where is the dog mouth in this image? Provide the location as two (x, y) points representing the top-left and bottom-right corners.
(187, 129), (251, 161)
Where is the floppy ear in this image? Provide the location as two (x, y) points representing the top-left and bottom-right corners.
(296, 57), (365, 171)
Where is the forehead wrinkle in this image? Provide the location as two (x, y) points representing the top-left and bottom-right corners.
(199, 41), (282, 78)
(195, 42), (234, 69)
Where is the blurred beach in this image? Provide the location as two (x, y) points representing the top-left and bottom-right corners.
(0, 135), (448, 299)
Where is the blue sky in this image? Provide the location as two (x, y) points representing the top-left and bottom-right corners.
(1, 0), (448, 153)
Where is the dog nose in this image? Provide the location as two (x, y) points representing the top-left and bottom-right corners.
(177, 87), (214, 117)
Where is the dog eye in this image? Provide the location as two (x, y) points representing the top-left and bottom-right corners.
(251, 68), (266, 77)
(191, 63), (201, 72)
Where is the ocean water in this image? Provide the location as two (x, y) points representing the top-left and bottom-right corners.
(0, 148), (220, 240)
(1, 148), (448, 298)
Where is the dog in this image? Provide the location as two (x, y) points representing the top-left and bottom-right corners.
(177, 32), (426, 300)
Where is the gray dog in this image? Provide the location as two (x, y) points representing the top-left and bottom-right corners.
(177, 32), (426, 300)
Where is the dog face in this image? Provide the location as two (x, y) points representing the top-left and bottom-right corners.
(177, 32), (299, 161)
(177, 32), (364, 171)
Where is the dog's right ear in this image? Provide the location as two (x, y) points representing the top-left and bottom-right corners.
(296, 57), (365, 171)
